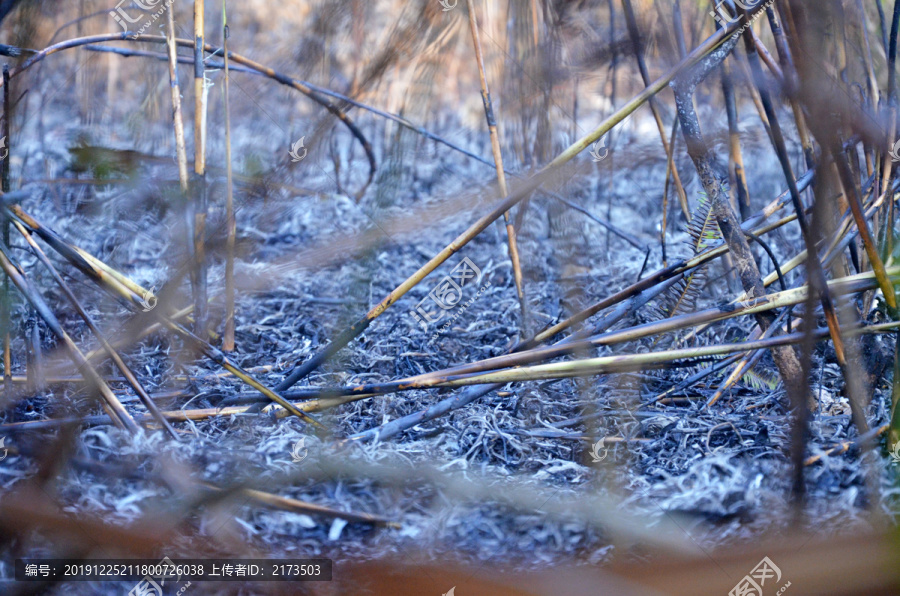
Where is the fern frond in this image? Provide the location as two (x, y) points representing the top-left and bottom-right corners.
(662, 265), (708, 318)
(659, 194), (721, 318)
(741, 368), (778, 391)
(685, 192), (719, 254)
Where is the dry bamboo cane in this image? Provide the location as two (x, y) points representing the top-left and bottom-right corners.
(423, 321), (900, 387)
(222, 0), (235, 352)
(1, 392), (372, 432)
(0, 241), (137, 432)
(465, 0), (529, 336)
(405, 269), (895, 385)
(319, 318), (900, 392)
(164, 12), (189, 192)
(4, 205), (323, 428)
(12, 220), (179, 439)
(193, 0), (208, 336)
(353, 313), (900, 443)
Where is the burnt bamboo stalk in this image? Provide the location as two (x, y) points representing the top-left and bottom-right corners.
(721, 57), (750, 220)
(652, 352), (744, 404)
(1, 64), (8, 393)
(4, 205), (322, 428)
(0, 241), (137, 432)
(227, 268), (894, 403)
(854, 0), (879, 133)
(831, 141), (898, 314)
(465, 0), (529, 336)
(889, 0), (900, 104)
(877, 0), (890, 53)
(222, 1), (235, 352)
(670, 31), (807, 407)
(660, 120), (678, 265)
(735, 54), (772, 138)
(764, 7), (811, 168)
(274, 14), (776, 391)
(193, 0), (208, 337)
(739, 15), (853, 368)
(12, 220), (179, 440)
(672, 0), (688, 57)
(621, 0), (689, 219)
(165, 7), (198, 342)
(883, 0), (900, 210)
(750, 32), (783, 80)
(28, 323), (41, 393)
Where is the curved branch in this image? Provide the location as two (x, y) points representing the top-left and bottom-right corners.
(4, 32), (376, 200)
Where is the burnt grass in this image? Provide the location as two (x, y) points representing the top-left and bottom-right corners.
(1, 61), (900, 594)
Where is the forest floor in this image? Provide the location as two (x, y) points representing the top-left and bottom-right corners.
(1, 14), (899, 594)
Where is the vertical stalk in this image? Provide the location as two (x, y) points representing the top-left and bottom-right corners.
(1, 64), (9, 393)
(164, 0), (194, 356)
(222, 0), (235, 352)
(193, 0), (208, 336)
(165, 5), (190, 192)
(765, 5), (813, 168)
(721, 57), (750, 220)
(621, 0), (689, 219)
(465, 0), (529, 336)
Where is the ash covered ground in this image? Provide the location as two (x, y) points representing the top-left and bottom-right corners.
(0, 5), (899, 594)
